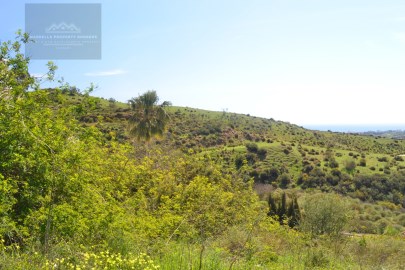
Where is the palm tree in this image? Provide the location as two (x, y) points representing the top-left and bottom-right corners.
(128, 90), (171, 141)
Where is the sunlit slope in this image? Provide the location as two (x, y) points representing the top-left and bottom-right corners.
(56, 91), (405, 178)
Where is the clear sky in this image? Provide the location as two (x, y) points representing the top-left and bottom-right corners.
(1, 0), (405, 128)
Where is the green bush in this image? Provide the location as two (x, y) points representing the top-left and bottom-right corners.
(359, 158), (367, 167)
(378, 157), (389, 162)
(328, 158), (339, 168)
(345, 159), (356, 173)
(257, 148), (267, 160)
(300, 193), (350, 238)
(245, 142), (259, 153)
(394, 156), (404, 161)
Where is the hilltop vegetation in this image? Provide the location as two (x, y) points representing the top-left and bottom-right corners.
(69, 92), (405, 207)
(75, 93), (405, 155)
(1, 35), (405, 269)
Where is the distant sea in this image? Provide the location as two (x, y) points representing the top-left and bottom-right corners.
(303, 124), (405, 133)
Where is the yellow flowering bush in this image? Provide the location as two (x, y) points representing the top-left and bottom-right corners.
(44, 251), (159, 270)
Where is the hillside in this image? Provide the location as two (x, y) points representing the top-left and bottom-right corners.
(2, 28), (405, 270)
(1, 87), (405, 269)
(73, 92), (405, 155)
(66, 91), (405, 180)
(60, 90), (405, 209)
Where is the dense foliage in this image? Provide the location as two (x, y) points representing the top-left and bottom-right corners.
(1, 34), (405, 269)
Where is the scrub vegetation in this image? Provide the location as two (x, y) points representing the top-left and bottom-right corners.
(1, 34), (404, 269)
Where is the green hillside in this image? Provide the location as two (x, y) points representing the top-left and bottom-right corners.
(57, 90), (405, 233)
(80, 94), (405, 155)
(1, 39), (405, 268)
(68, 91), (405, 187)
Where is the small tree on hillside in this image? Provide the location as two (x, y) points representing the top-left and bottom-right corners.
(300, 193), (350, 238)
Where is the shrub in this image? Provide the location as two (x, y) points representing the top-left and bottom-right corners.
(245, 142), (258, 153)
(345, 159), (356, 173)
(245, 153), (257, 165)
(328, 158), (339, 168)
(279, 174), (291, 188)
(235, 155), (244, 170)
(257, 148), (267, 160)
(258, 168), (280, 184)
(394, 156), (404, 161)
(359, 158), (367, 167)
(397, 214), (405, 226)
(304, 248), (330, 269)
(300, 193), (350, 238)
(378, 157), (389, 162)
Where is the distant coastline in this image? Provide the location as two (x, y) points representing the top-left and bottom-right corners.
(303, 124), (405, 133)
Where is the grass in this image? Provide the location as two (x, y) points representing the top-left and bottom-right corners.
(2, 235), (404, 269)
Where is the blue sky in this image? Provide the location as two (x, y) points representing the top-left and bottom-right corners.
(1, 0), (405, 128)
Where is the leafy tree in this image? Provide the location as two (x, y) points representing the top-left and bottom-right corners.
(266, 168), (280, 183)
(268, 192), (300, 227)
(0, 32), (59, 246)
(300, 193), (350, 238)
(128, 90), (171, 141)
(279, 173), (291, 188)
(0, 33), (128, 251)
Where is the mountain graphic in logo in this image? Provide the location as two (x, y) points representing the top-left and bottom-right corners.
(45, 22), (81, 34)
